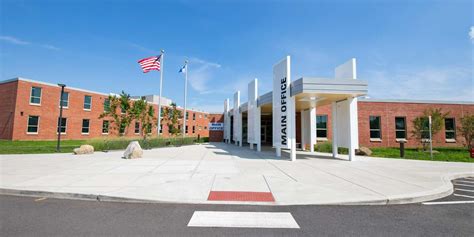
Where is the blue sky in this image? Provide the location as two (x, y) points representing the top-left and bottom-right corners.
(1, 0), (473, 112)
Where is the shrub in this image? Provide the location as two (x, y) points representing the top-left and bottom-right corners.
(86, 136), (208, 151)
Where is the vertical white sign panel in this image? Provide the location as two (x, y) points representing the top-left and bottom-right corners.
(223, 99), (230, 141)
(233, 91), (241, 144)
(247, 79), (258, 144)
(272, 56), (292, 149)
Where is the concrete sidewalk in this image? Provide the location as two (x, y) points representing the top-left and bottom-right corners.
(1, 143), (473, 205)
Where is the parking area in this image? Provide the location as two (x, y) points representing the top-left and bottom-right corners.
(423, 177), (474, 205)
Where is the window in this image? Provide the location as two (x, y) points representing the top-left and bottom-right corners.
(84, 95), (92, 110)
(192, 126), (195, 133)
(146, 124), (152, 134)
(102, 120), (109, 134)
(134, 122), (140, 134)
(445, 118), (456, 140)
(119, 123), (125, 134)
(316, 115), (328, 138)
(57, 117), (67, 134)
(185, 125), (188, 134)
(82, 119), (90, 134)
(193, 113), (196, 120)
(104, 99), (110, 112)
(369, 116), (381, 140)
(395, 117), (406, 139)
(204, 126), (207, 130)
(185, 112), (189, 120)
(27, 116), (39, 133)
(30, 87), (42, 105)
(204, 114), (208, 118)
(60, 92), (69, 108)
(159, 124), (163, 133)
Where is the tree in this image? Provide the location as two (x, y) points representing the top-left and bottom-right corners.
(162, 102), (182, 136)
(411, 108), (449, 150)
(459, 114), (474, 150)
(129, 98), (156, 139)
(99, 91), (133, 136)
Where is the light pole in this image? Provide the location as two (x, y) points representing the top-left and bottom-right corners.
(57, 84), (66, 152)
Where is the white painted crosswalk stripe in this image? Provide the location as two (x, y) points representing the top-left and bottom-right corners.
(454, 183), (474, 188)
(422, 200), (474, 205)
(454, 193), (474, 199)
(187, 211), (300, 229)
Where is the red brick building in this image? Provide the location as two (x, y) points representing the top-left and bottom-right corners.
(2, 78), (473, 148)
(0, 78), (210, 140)
(211, 99), (473, 148)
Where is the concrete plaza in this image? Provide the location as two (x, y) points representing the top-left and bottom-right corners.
(1, 143), (473, 205)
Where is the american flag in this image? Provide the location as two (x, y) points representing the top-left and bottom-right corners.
(138, 55), (161, 73)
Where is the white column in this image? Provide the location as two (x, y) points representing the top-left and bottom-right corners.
(256, 106), (261, 152)
(300, 110), (306, 151)
(290, 97), (296, 162)
(348, 97), (359, 161)
(238, 111), (243, 147)
(310, 106), (316, 153)
(332, 102), (338, 158)
(276, 147), (281, 157)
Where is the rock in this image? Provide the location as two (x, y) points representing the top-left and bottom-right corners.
(356, 147), (372, 156)
(73, 145), (94, 155)
(123, 141), (143, 159)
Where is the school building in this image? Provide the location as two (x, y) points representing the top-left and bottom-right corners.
(215, 57), (473, 161)
(0, 78), (210, 141)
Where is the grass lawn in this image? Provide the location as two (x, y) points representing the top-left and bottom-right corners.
(0, 137), (208, 154)
(370, 147), (473, 163)
(314, 142), (473, 163)
(0, 140), (86, 154)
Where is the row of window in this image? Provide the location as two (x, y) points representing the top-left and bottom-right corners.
(30, 86), (207, 119)
(314, 115), (456, 141)
(28, 116), (111, 135)
(369, 116), (456, 141)
(26, 116), (207, 135)
(31, 86), (92, 110)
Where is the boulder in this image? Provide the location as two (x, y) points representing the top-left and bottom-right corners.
(73, 145), (94, 155)
(356, 147), (372, 156)
(123, 141), (143, 159)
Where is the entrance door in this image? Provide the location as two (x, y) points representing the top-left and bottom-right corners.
(261, 126), (267, 143)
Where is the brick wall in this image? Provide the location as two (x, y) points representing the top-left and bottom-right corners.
(5, 79), (210, 141)
(207, 102), (473, 148)
(0, 80), (18, 140)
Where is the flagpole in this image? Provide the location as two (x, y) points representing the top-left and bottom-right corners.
(182, 60), (188, 138)
(157, 50), (164, 136)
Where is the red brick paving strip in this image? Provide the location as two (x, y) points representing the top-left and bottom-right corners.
(208, 191), (275, 202)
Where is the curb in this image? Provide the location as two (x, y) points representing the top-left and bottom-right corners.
(0, 188), (162, 204)
(1, 173), (472, 206)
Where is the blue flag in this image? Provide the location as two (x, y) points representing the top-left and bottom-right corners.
(179, 64), (187, 73)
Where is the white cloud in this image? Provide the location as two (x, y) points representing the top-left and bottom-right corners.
(187, 57), (222, 94)
(470, 26), (474, 41)
(364, 65), (473, 101)
(0, 35), (30, 45)
(40, 44), (60, 50)
(0, 35), (60, 50)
